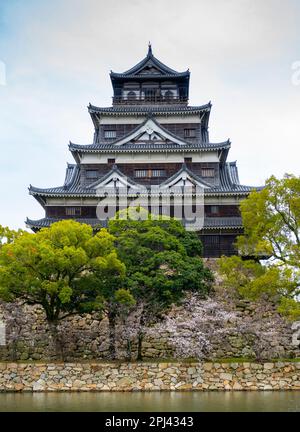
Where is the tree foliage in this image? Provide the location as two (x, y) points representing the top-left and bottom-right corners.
(219, 174), (300, 320)
(109, 208), (213, 359)
(218, 256), (297, 301)
(0, 220), (126, 323)
(238, 174), (300, 266)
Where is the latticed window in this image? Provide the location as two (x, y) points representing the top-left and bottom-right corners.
(201, 168), (215, 178)
(104, 130), (116, 139)
(184, 129), (196, 138)
(152, 169), (166, 177)
(135, 169), (166, 178)
(86, 170), (98, 179)
(135, 169), (148, 178)
(66, 207), (81, 216)
(211, 205), (219, 214)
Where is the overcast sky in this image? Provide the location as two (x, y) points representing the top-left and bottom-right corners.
(0, 0), (300, 229)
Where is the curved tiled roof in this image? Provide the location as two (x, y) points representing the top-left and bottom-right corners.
(29, 164), (87, 196)
(26, 216), (243, 230)
(69, 140), (230, 154)
(110, 44), (189, 79)
(29, 162), (261, 199)
(88, 103), (211, 116)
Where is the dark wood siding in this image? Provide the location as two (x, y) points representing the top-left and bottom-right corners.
(80, 164), (110, 186)
(205, 205), (240, 217)
(79, 163), (220, 186)
(46, 207), (97, 218)
(199, 234), (238, 257)
(97, 123), (202, 144)
(161, 123), (201, 144)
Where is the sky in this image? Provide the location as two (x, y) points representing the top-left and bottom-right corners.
(0, 0), (300, 229)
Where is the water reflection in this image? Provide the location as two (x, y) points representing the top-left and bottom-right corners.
(0, 391), (299, 412)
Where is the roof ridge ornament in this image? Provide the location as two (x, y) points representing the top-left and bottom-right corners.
(148, 42), (152, 56)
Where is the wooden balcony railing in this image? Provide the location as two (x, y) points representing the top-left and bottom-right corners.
(112, 95), (188, 105)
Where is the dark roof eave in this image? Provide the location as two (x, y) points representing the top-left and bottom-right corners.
(88, 102), (211, 115)
(28, 189), (255, 199)
(110, 71), (190, 80)
(26, 216), (243, 230)
(68, 140), (231, 154)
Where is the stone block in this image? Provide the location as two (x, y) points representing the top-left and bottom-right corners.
(220, 373), (233, 381)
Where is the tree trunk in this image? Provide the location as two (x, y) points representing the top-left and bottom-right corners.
(137, 331), (144, 361)
(126, 339), (132, 361)
(48, 321), (64, 361)
(108, 311), (117, 360)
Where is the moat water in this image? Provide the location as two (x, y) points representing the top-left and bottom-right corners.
(0, 391), (299, 412)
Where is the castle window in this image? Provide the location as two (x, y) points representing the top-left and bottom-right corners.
(211, 205), (219, 214)
(184, 157), (192, 164)
(201, 168), (215, 178)
(152, 169), (166, 177)
(104, 130), (116, 139)
(135, 169), (148, 178)
(135, 169), (166, 178)
(86, 170), (98, 179)
(164, 90), (174, 100)
(184, 129), (196, 138)
(107, 158), (115, 165)
(66, 207), (81, 216)
(127, 91), (136, 100)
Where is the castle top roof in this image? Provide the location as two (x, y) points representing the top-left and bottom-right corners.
(110, 43), (190, 80)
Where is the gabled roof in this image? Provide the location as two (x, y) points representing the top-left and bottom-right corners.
(70, 114), (230, 158)
(109, 116), (193, 146)
(29, 161), (262, 202)
(110, 44), (190, 80)
(87, 164), (141, 190)
(159, 163), (213, 189)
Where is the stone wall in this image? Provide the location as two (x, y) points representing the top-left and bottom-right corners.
(0, 361), (300, 392)
(0, 259), (299, 362)
(0, 294), (299, 362)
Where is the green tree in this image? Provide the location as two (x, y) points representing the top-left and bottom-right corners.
(109, 208), (213, 360)
(0, 220), (126, 358)
(237, 175), (300, 265)
(218, 256), (296, 302)
(219, 174), (300, 319)
(0, 225), (23, 246)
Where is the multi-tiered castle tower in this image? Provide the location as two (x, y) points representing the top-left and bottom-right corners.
(27, 45), (260, 257)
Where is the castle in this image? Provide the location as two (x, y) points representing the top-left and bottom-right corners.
(27, 45), (260, 257)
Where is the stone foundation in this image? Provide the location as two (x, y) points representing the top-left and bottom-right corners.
(0, 259), (299, 361)
(0, 362), (300, 392)
(0, 296), (298, 362)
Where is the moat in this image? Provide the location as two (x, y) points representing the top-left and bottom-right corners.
(0, 391), (299, 412)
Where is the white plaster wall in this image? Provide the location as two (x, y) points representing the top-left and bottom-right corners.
(45, 196), (242, 206)
(98, 114), (201, 125)
(79, 152), (219, 164)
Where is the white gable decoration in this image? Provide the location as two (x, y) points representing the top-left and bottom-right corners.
(114, 118), (187, 147)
